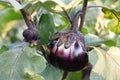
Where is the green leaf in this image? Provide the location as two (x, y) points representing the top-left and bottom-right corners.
(0, 2), (11, 9)
(40, 0), (81, 13)
(103, 40), (116, 47)
(42, 1), (58, 13)
(38, 13), (55, 44)
(56, 16), (71, 31)
(51, 0), (81, 9)
(24, 1), (42, 15)
(0, 8), (22, 38)
(89, 47), (120, 80)
(85, 33), (104, 46)
(0, 42), (46, 80)
(24, 70), (44, 80)
(0, 45), (9, 53)
(82, 27), (89, 35)
(102, 7), (120, 34)
(41, 64), (63, 80)
(88, 49), (106, 80)
(9, 0), (26, 9)
(67, 71), (82, 80)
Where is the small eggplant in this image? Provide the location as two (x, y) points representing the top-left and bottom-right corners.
(23, 28), (38, 44)
(47, 30), (88, 71)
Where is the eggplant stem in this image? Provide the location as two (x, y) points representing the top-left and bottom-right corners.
(61, 71), (69, 80)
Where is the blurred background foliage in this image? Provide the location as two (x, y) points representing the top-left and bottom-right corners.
(0, 0), (120, 45)
(0, 0), (120, 80)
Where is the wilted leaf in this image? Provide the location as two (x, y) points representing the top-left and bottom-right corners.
(0, 42), (46, 80)
(102, 7), (120, 34)
(38, 13), (55, 44)
(89, 47), (120, 80)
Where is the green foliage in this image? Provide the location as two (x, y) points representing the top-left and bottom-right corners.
(0, 45), (9, 53)
(89, 47), (120, 80)
(38, 13), (55, 44)
(0, 43), (46, 80)
(67, 71), (82, 80)
(85, 33), (104, 46)
(0, 8), (22, 37)
(103, 40), (116, 47)
(41, 64), (63, 80)
(24, 70), (44, 80)
(102, 7), (120, 34)
(0, 0), (120, 80)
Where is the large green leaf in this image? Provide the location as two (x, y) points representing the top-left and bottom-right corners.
(0, 42), (46, 80)
(89, 47), (120, 80)
(41, 64), (63, 80)
(102, 7), (120, 34)
(38, 13), (55, 44)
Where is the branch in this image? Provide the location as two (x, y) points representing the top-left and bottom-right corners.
(79, 0), (88, 31)
(81, 63), (92, 80)
(61, 7), (73, 26)
(20, 10), (34, 28)
(87, 5), (106, 8)
(16, 0), (34, 29)
(71, 10), (82, 31)
(61, 71), (69, 80)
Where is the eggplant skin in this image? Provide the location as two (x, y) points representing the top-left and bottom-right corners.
(23, 28), (38, 43)
(48, 50), (88, 72)
(47, 31), (88, 72)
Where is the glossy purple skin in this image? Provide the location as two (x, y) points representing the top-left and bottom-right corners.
(23, 28), (38, 43)
(47, 31), (88, 71)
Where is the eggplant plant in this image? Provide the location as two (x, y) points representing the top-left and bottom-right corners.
(0, 0), (120, 80)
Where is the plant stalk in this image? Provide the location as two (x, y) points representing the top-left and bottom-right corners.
(61, 7), (72, 26)
(16, 0), (34, 29)
(79, 0), (88, 31)
(61, 71), (69, 80)
(20, 10), (34, 29)
(81, 62), (92, 80)
(71, 10), (82, 32)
